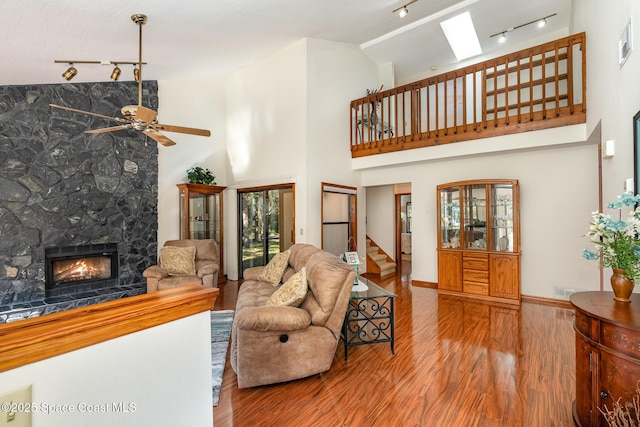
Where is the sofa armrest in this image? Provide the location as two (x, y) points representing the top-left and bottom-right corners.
(197, 262), (219, 278)
(242, 266), (265, 281)
(143, 266), (169, 280)
(236, 306), (311, 332)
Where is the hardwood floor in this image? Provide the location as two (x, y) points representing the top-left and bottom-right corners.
(213, 260), (576, 426)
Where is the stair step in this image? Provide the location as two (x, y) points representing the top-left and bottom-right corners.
(369, 253), (387, 264)
(380, 268), (396, 277)
(378, 261), (396, 270)
(367, 246), (379, 253)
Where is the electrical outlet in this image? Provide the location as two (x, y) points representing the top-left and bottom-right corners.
(0, 385), (32, 427)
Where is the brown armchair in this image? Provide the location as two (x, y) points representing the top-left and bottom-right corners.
(143, 239), (220, 293)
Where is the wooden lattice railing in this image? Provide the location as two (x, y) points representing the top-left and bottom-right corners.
(350, 32), (586, 158)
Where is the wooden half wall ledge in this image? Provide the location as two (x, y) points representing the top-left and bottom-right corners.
(0, 285), (218, 374)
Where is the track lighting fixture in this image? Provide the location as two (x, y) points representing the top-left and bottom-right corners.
(110, 65), (121, 81)
(490, 13), (556, 43)
(392, 0), (417, 18)
(54, 60), (146, 81)
(62, 64), (77, 81)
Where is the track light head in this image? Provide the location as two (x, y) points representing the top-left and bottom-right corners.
(498, 32), (507, 43)
(110, 65), (121, 81)
(538, 18), (547, 28)
(392, 0), (417, 18)
(62, 64), (77, 81)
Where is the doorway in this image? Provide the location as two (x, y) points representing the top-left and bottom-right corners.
(321, 183), (357, 257)
(238, 184), (294, 277)
(396, 192), (412, 263)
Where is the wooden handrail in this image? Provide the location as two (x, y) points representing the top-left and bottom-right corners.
(350, 32), (586, 158)
(0, 285), (218, 373)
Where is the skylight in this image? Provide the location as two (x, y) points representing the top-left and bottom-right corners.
(440, 11), (482, 61)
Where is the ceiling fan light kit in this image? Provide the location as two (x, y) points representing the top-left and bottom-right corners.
(50, 13), (211, 147)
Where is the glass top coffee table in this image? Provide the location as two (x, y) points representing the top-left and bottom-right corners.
(341, 276), (396, 360)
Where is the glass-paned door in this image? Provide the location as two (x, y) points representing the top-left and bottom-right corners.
(490, 184), (514, 252)
(238, 185), (294, 277)
(440, 186), (460, 248)
(463, 184), (487, 250)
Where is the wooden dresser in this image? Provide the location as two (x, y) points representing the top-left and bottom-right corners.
(570, 291), (640, 426)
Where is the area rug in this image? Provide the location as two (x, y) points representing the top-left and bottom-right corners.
(211, 309), (234, 406)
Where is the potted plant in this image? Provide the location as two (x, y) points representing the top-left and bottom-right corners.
(582, 191), (640, 302)
(187, 166), (216, 185)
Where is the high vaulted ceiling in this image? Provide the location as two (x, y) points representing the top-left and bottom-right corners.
(0, 0), (571, 87)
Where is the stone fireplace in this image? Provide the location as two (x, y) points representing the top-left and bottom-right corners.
(0, 80), (159, 319)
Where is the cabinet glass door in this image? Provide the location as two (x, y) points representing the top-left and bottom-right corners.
(440, 187), (461, 248)
(464, 185), (487, 250)
(490, 184), (514, 252)
(188, 192), (220, 240)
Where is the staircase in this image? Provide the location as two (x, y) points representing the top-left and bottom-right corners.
(366, 237), (396, 277)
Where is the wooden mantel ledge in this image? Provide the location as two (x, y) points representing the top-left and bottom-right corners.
(0, 285), (218, 374)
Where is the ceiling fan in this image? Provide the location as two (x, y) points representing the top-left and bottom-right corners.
(49, 14), (210, 147)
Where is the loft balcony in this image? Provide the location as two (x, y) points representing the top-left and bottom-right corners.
(350, 33), (586, 158)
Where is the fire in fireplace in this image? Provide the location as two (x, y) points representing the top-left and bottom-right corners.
(45, 244), (119, 296)
(52, 257), (111, 284)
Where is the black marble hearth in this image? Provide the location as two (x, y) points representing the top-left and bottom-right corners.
(0, 282), (146, 324)
(0, 80), (159, 309)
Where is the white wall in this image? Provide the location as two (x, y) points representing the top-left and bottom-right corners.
(224, 38), (378, 274)
(157, 77), (228, 248)
(360, 126), (600, 298)
(366, 185), (396, 258)
(305, 39), (378, 251)
(0, 312), (212, 427)
(572, 0), (640, 204)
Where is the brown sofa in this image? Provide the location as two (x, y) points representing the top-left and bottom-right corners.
(230, 244), (355, 388)
(143, 239), (220, 293)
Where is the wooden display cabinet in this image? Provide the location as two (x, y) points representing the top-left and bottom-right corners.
(436, 179), (520, 304)
(177, 183), (225, 282)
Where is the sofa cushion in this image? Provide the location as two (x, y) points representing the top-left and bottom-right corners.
(164, 239), (218, 263)
(266, 267), (308, 307)
(236, 306), (311, 331)
(160, 245), (196, 275)
(301, 252), (354, 326)
(288, 244), (320, 271)
(258, 250), (291, 285)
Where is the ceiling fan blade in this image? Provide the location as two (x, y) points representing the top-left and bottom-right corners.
(144, 129), (177, 147)
(152, 123), (211, 137)
(135, 105), (158, 124)
(49, 104), (129, 124)
(85, 125), (132, 134)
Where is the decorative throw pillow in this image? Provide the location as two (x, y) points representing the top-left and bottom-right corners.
(266, 267), (308, 307)
(258, 249), (291, 286)
(160, 245), (197, 275)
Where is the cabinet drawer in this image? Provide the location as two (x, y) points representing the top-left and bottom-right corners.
(463, 257), (489, 270)
(463, 269), (488, 283)
(601, 322), (640, 360)
(463, 281), (489, 295)
(574, 310), (592, 339)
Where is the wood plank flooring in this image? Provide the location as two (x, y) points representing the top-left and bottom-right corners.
(213, 260), (576, 426)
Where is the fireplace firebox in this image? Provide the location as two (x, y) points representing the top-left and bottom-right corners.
(45, 244), (119, 297)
